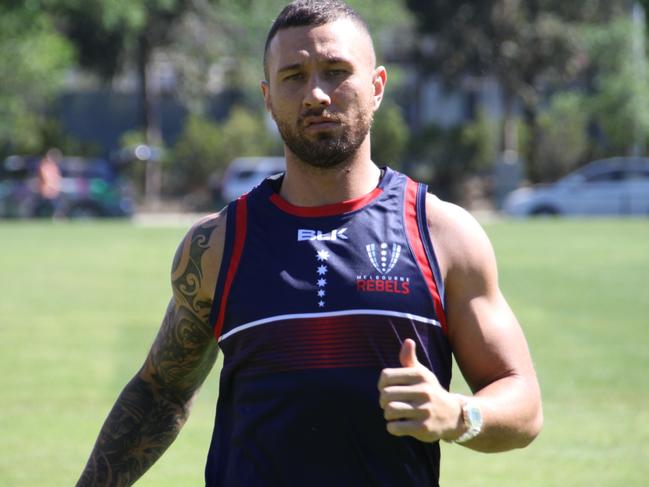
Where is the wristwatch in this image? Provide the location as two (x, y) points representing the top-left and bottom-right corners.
(454, 399), (483, 444)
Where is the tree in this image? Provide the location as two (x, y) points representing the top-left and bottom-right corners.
(50, 0), (204, 140)
(404, 0), (628, 182)
(47, 0), (219, 204)
(47, 0), (412, 194)
(407, 112), (498, 202)
(0, 3), (73, 154)
(581, 12), (649, 159)
(171, 105), (278, 196)
(371, 100), (410, 167)
(534, 92), (589, 180)
(164, 0), (414, 111)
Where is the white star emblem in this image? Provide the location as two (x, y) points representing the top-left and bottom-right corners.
(317, 265), (328, 276)
(318, 300), (325, 307)
(317, 278), (327, 287)
(317, 249), (330, 261)
(317, 289), (325, 297)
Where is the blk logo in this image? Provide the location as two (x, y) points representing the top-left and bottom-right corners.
(366, 242), (401, 274)
(297, 227), (349, 242)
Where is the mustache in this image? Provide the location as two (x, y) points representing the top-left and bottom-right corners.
(299, 108), (343, 122)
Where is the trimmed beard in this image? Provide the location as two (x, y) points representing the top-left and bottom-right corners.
(274, 108), (374, 169)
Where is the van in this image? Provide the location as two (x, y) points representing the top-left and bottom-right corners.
(220, 157), (285, 201)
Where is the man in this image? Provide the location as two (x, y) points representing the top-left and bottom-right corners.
(77, 1), (542, 485)
(34, 148), (62, 217)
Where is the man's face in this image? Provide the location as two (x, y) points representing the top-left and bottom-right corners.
(262, 18), (386, 168)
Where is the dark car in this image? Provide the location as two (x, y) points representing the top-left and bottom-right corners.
(0, 155), (134, 218)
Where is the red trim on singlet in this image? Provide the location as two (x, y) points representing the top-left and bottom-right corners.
(269, 187), (383, 217)
(404, 179), (448, 334)
(214, 195), (248, 339)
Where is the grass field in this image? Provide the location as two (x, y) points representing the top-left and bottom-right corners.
(0, 218), (648, 486)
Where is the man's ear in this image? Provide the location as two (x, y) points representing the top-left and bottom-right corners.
(261, 80), (272, 112)
(372, 66), (387, 111)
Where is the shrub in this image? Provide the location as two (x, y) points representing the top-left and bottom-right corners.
(371, 100), (410, 168)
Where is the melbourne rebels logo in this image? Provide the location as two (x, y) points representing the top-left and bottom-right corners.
(357, 242), (410, 295)
(366, 242), (401, 274)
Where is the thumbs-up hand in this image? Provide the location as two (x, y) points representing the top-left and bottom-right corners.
(399, 337), (419, 367)
(378, 339), (464, 443)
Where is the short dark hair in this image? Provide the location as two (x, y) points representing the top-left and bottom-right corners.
(263, 0), (372, 79)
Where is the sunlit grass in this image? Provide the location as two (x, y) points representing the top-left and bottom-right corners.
(0, 219), (647, 486)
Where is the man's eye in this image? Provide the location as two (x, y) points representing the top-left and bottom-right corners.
(328, 69), (346, 76)
(284, 73), (304, 81)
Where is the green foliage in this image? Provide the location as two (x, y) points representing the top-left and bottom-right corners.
(534, 92), (589, 181)
(371, 100), (409, 167)
(8, 113), (95, 157)
(170, 115), (224, 192)
(407, 112), (498, 201)
(403, 0), (630, 183)
(521, 11), (649, 182)
(49, 0), (226, 153)
(0, 4), (74, 153)
(167, 0), (413, 104)
(461, 110), (500, 172)
(51, 0), (203, 77)
(170, 107), (277, 193)
(582, 16), (649, 155)
(405, 0), (624, 86)
(116, 130), (161, 196)
(119, 130), (149, 151)
(220, 106), (277, 163)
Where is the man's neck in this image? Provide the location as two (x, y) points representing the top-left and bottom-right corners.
(279, 152), (381, 207)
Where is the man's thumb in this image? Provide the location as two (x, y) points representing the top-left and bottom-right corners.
(399, 338), (419, 367)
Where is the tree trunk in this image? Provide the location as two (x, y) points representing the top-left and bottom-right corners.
(137, 32), (162, 208)
(501, 87), (518, 159)
(522, 102), (542, 183)
(492, 85), (523, 209)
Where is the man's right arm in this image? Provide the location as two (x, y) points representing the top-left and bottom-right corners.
(76, 212), (226, 487)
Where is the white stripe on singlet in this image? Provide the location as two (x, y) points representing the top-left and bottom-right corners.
(218, 309), (441, 342)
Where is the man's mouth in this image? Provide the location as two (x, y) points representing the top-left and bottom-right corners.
(303, 116), (341, 130)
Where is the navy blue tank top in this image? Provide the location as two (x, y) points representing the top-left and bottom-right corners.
(205, 167), (451, 486)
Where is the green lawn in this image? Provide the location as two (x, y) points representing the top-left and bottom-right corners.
(0, 218), (647, 486)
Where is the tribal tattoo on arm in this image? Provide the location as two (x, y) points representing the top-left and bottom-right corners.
(77, 217), (223, 487)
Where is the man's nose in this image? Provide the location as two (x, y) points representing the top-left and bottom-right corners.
(303, 77), (331, 108)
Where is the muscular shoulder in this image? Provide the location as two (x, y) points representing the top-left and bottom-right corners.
(423, 194), (497, 289)
(171, 209), (229, 306)
(139, 212), (227, 396)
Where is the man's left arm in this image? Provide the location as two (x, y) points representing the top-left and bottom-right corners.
(379, 200), (542, 452)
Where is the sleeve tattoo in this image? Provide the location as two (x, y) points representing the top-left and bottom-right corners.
(77, 219), (221, 487)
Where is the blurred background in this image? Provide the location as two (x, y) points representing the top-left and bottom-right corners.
(3, 0), (649, 218)
(1, 2), (649, 486)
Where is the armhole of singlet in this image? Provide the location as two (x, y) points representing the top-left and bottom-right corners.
(208, 195), (248, 341)
(404, 179), (448, 334)
(415, 183), (447, 309)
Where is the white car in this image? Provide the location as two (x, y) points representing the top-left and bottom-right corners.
(503, 157), (649, 216)
(220, 157), (285, 201)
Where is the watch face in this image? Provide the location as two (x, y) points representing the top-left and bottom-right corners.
(467, 405), (483, 427)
